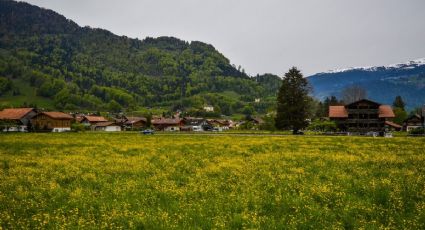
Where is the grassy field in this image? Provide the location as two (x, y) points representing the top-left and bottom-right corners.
(0, 133), (424, 229)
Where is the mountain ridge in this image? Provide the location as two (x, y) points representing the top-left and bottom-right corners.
(0, 0), (281, 115)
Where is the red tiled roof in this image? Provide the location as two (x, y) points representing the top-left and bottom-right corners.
(378, 105), (395, 118)
(0, 108), (34, 120)
(125, 117), (147, 124)
(385, 121), (402, 129)
(152, 118), (181, 125)
(42, 112), (73, 120)
(83, 116), (108, 122)
(329, 106), (348, 118)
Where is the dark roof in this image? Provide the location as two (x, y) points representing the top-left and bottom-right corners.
(346, 99), (381, 107)
(0, 108), (34, 120)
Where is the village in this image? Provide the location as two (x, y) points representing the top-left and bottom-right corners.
(0, 99), (423, 135)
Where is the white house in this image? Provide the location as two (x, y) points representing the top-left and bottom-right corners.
(93, 122), (122, 132)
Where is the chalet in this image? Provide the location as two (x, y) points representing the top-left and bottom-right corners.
(182, 117), (211, 131)
(152, 118), (183, 131)
(122, 116), (147, 130)
(80, 115), (108, 126)
(0, 108), (36, 132)
(31, 112), (73, 132)
(329, 99), (395, 133)
(403, 114), (423, 132)
(207, 119), (232, 130)
(92, 122), (122, 132)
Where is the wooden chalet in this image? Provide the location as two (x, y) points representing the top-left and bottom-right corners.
(31, 112), (73, 132)
(122, 116), (147, 130)
(403, 114), (423, 132)
(329, 99), (395, 133)
(80, 115), (108, 126)
(152, 118), (183, 131)
(0, 108), (36, 132)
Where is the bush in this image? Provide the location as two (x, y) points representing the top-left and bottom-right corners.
(308, 120), (337, 132)
(71, 123), (88, 132)
(409, 127), (425, 135)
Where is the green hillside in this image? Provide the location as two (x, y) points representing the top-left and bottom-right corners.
(0, 0), (281, 114)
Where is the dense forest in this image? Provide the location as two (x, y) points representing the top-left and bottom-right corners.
(0, 0), (282, 115)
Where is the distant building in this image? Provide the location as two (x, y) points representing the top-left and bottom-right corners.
(92, 122), (122, 132)
(152, 118), (183, 131)
(31, 111), (73, 132)
(115, 116), (147, 130)
(403, 114), (423, 132)
(329, 99), (396, 133)
(0, 108), (36, 132)
(203, 105), (214, 112)
(80, 115), (108, 126)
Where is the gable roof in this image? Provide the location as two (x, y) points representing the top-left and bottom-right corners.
(0, 108), (35, 120)
(378, 105), (395, 118)
(152, 118), (182, 125)
(329, 104), (395, 118)
(329, 106), (348, 118)
(83, 116), (108, 122)
(346, 99), (381, 107)
(385, 121), (402, 129)
(41, 112), (73, 120)
(125, 117), (147, 124)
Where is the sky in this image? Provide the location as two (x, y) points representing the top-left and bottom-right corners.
(23, 0), (425, 76)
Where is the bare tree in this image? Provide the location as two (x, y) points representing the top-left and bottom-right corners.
(341, 85), (367, 104)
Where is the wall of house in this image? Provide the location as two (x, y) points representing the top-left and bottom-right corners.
(32, 115), (71, 129)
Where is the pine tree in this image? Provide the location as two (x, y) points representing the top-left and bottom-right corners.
(393, 96), (405, 111)
(275, 67), (311, 134)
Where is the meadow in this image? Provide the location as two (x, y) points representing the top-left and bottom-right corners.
(0, 133), (424, 229)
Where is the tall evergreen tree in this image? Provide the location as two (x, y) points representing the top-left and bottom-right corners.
(275, 67), (310, 134)
(393, 96), (406, 111)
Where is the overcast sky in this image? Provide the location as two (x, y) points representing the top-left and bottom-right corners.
(23, 0), (425, 76)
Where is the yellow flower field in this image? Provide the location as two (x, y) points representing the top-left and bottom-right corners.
(0, 133), (424, 229)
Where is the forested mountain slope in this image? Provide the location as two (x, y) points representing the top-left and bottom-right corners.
(0, 0), (281, 114)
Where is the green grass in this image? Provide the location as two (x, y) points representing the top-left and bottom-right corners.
(0, 133), (424, 229)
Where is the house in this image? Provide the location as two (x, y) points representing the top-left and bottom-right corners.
(207, 119), (232, 130)
(403, 114), (423, 132)
(182, 117), (211, 131)
(152, 118), (183, 131)
(203, 105), (214, 112)
(122, 116), (147, 130)
(92, 122), (122, 132)
(0, 108), (37, 132)
(31, 112), (73, 132)
(80, 115), (108, 126)
(329, 99), (395, 133)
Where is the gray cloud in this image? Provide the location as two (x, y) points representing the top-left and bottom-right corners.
(23, 0), (425, 76)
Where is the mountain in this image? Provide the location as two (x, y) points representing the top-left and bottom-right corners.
(308, 58), (425, 109)
(0, 0), (281, 115)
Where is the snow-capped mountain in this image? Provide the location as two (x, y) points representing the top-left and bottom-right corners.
(323, 58), (425, 74)
(308, 58), (425, 109)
